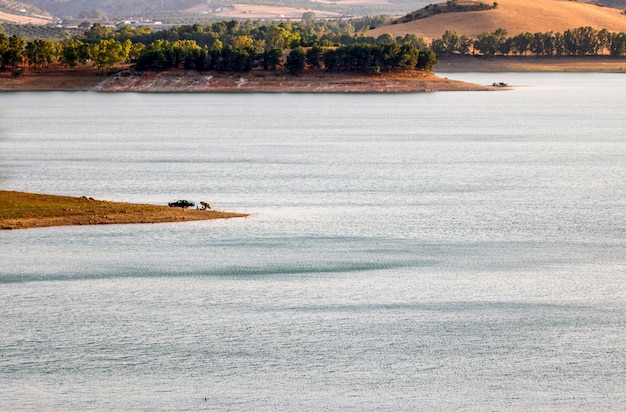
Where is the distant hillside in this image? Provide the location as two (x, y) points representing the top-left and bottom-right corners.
(18, 0), (204, 18)
(369, 0), (626, 40)
(588, 0), (626, 10)
(11, 0), (431, 19)
(394, 0), (496, 24)
(4, 0), (625, 22)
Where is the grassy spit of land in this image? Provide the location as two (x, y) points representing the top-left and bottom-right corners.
(0, 191), (248, 230)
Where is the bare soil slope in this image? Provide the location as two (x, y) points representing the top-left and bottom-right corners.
(369, 0), (626, 40)
(0, 9), (51, 24)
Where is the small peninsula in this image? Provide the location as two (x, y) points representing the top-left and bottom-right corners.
(0, 191), (248, 230)
(0, 66), (495, 93)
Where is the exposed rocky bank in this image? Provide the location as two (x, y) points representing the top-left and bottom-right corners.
(0, 67), (495, 92)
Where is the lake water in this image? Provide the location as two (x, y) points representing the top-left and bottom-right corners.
(1, 73), (625, 410)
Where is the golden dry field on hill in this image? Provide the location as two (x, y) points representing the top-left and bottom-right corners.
(369, 0), (626, 40)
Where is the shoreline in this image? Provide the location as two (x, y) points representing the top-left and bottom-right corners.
(434, 55), (626, 73)
(0, 66), (495, 93)
(0, 191), (248, 230)
(1, 56), (623, 93)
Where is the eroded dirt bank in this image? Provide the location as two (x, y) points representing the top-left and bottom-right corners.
(95, 69), (494, 92)
(0, 68), (495, 92)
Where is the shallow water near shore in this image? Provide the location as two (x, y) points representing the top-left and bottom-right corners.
(1, 73), (625, 410)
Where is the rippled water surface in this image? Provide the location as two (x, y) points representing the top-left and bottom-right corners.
(1, 73), (625, 410)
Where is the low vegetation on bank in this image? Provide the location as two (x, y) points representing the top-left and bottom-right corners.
(0, 190), (247, 230)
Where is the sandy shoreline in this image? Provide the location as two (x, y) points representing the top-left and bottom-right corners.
(0, 191), (248, 230)
(435, 55), (626, 73)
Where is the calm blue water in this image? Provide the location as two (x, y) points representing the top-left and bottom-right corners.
(1, 73), (625, 410)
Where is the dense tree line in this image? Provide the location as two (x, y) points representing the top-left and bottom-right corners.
(2, 20), (624, 75)
(133, 38), (437, 73)
(1, 19), (436, 74)
(432, 27), (626, 57)
(0, 32), (142, 70)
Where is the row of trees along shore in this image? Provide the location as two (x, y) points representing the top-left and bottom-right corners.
(1, 20), (625, 74)
(433, 27), (626, 57)
(0, 20), (437, 73)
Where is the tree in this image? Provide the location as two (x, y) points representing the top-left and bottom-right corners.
(0, 33), (8, 69)
(172, 40), (202, 69)
(286, 47), (306, 74)
(554, 32), (565, 56)
(214, 45), (256, 71)
(25, 39), (55, 69)
(474, 32), (498, 56)
(59, 39), (84, 68)
(305, 45), (324, 69)
(609, 32), (626, 57)
(397, 44), (419, 69)
(511, 32), (533, 56)
(374, 43), (401, 71)
(596, 29), (611, 55)
(78, 9), (107, 20)
(128, 42), (145, 62)
(81, 23), (114, 43)
(458, 35), (472, 55)
(494, 28), (509, 55)
(563, 26), (598, 56)
(530, 32), (546, 56)
(262, 48), (282, 70)
(417, 50), (437, 71)
(2, 35), (25, 70)
(323, 48), (340, 71)
(441, 30), (460, 55)
(267, 26), (290, 50)
(397, 33), (427, 50)
(88, 38), (128, 70)
(233, 35), (254, 50)
(376, 33), (394, 45)
(302, 11), (316, 22)
(538, 32), (557, 56)
(430, 38), (445, 56)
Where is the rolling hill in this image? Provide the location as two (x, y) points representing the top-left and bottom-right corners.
(3, 0), (625, 27)
(0, 0), (53, 23)
(18, 0), (205, 18)
(5, 0), (432, 20)
(369, 0), (626, 40)
(593, 0), (626, 9)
